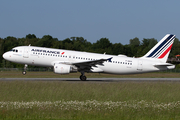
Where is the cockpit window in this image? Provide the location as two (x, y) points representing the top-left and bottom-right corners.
(11, 49), (18, 52)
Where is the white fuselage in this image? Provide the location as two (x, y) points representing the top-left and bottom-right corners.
(3, 46), (173, 74)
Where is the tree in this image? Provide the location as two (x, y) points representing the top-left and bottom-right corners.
(112, 43), (124, 55)
(26, 34), (37, 39)
(129, 37), (140, 57)
(92, 38), (112, 54)
(72, 37), (86, 51)
(123, 45), (132, 56)
(36, 35), (54, 47)
(3, 36), (18, 52)
(129, 37), (140, 47)
(95, 38), (112, 49)
(63, 38), (72, 44)
(148, 38), (157, 49)
(170, 38), (180, 58)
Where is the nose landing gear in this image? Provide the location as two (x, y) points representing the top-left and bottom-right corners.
(22, 64), (28, 75)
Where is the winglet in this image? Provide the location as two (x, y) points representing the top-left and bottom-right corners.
(107, 57), (113, 62)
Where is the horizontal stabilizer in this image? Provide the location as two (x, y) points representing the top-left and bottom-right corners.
(153, 63), (174, 66)
(153, 63), (175, 70)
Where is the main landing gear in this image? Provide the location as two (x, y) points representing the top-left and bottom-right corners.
(80, 71), (87, 81)
(22, 64), (28, 75)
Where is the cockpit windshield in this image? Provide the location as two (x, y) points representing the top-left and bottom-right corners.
(11, 49), (18, 52)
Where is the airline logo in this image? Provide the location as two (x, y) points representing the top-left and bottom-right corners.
(147, 34), (175, 59)
(31, 49), (65, 55)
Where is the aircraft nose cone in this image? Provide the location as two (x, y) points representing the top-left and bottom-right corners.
(3, 52), (10, 60)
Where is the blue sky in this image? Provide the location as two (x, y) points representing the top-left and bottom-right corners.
(1, 0), (180, 45)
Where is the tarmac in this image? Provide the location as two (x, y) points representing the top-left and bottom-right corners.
(0, 78), (180, 82)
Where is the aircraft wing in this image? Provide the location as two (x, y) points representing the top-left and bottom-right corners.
(72, 57), (113, 72)
(52, 57), (112, 72)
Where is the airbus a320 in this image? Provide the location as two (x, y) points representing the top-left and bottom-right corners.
(3, 34), (176, 80)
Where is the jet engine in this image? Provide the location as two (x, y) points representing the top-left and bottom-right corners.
(54, 64), (71, 74)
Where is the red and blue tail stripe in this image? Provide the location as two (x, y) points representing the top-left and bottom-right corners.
(145, 34), (175, 59)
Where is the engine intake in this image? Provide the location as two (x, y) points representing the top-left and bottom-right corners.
(54, 64), (71, 74)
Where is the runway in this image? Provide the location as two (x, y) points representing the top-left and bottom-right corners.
(0, 78), (180, 82)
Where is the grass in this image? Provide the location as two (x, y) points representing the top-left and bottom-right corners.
(0, 81), (180, 119)
(1, 81), (180, 102)
(0, 71), (180, 119)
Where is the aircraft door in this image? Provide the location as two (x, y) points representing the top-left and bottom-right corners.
(137, 60), (143, 71)
(23, 47), (29, 58)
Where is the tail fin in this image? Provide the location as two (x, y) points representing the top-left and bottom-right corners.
(142, 34), (176, 62)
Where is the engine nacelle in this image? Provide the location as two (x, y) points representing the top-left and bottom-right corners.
(54, 64), (71, 74)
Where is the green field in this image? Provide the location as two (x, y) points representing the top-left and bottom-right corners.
(0, 71), (180, 120)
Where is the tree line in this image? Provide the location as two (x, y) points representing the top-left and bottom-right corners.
(0, 34), (180, 68)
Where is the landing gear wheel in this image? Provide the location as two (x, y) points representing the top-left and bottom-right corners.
(22, 71), (26, 75)
(22, 64), (28, 75)
(80, 75), (87, 81)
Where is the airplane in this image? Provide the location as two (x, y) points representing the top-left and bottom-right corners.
(2, 34), (176, 81)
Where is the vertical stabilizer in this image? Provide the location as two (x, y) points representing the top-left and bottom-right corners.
(142, 34), (176, 62)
